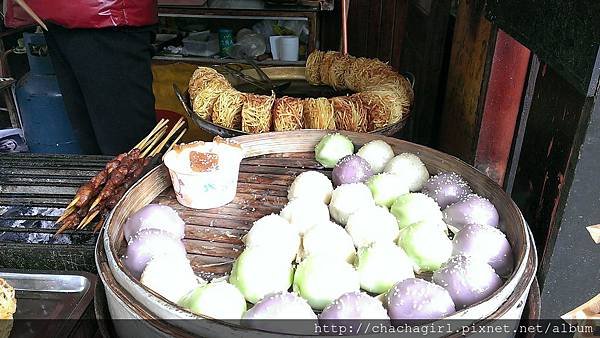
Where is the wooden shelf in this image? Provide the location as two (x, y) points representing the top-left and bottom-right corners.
(154, 0), (321, 65)
(158, 0), (333, 11)
(152, 55), (305, 66)
(158, 7), (316, 21)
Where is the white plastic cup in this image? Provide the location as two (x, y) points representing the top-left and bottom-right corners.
(163, 139), (244, 209)
(277, 36), (299, 61)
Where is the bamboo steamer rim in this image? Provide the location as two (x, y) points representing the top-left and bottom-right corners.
(102, 130), (536, 336)
(96, 224), (538, 337)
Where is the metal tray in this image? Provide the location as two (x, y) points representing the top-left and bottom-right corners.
(0, 269), (97, 338)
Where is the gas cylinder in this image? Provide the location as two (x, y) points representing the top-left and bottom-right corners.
(16, 32), (81, 154)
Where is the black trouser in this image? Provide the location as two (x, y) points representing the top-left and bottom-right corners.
(44, 24), (156, 155)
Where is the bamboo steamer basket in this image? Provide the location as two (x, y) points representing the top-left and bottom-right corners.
(98, 130), (537, 337)
(96, 230), (537, 337)
(176, 67), (414, 138)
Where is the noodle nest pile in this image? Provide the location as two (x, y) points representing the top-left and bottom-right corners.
(187, 50), (413, 133)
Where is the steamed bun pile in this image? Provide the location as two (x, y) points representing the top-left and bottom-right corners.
(222, 133), (514, 330)
(124, 133), (516, 331)
(118, 204), (255, 322)
(121, 204), (202, 304)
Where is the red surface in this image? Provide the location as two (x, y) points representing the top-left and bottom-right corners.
(155, 109), (187, 131)
(3, 1), (35, 28)
(5, 0), (158, 29)
(474, 30), (531, 185)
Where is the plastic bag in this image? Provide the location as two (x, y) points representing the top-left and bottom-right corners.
(274, 20), (307, 38)
(252, 20), (276, 52)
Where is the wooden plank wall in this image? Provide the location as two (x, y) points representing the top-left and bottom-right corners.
(486, 0), (600, 318)
(398, 0), (452, 146)
(320, 0), (409, 69)
(346, 0), (408, 69)
(508, 58), (600, 319)
(320, 0), (453, 147)
(510, 63), (589, 265)
(533, 76), (600, 319)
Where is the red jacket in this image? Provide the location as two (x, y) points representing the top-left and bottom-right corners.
(4, 0), (158, 29)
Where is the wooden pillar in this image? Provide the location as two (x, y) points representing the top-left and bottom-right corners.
(438, 0), (494, 162)
(398, 0), (452, 145)
(473, 30), (530, 185)
(486, 0), (600, 318)
(510, 63), (589, 260)
(439, 1), (533, 186)
(533, 74), (600, 318)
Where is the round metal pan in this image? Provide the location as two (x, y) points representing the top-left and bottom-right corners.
(174, 66), (415, 138)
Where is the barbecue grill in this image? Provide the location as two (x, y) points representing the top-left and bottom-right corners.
(0, 153), (110, 271)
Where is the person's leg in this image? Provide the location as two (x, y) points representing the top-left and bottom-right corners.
(48, 26), (156, 155)
(43, 26), (101, 154)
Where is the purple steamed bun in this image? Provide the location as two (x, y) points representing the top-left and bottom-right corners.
(242, 291), (316, 320)
(242, 291), (317, 334)
(123, 204), (185, 242)
(422, 172), (472, 209)
(432, 255), (502, 309)
(442, 194), (499, 233)
(123, 228), (187, 279)
(319, 292), (390, 336)
(385, 278), (455, 321)
(452, 224), (514, 276)
(332, 155), (374, 187)
(319, 291), (389, 320)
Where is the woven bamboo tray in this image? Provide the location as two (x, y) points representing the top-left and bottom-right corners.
(175, 67), (414, 138)
(99, 130), (536, 337)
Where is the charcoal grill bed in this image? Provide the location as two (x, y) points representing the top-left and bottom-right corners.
(0, 153), (110, 272)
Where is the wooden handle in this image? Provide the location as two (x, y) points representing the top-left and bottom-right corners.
(14, 0), (48, 31)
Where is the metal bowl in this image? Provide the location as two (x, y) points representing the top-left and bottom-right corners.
(174, 66), (414, 138)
